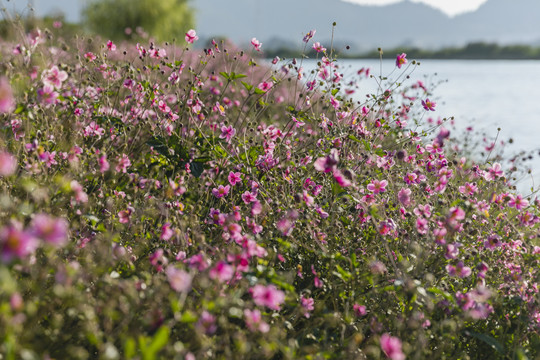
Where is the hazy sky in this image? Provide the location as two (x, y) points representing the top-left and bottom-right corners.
(342, 0), (489, 17)
(8, 0), (490, 22)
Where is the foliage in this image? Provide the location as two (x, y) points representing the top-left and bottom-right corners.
(82, 0), (194, 43)
(0, 20), (540, 360)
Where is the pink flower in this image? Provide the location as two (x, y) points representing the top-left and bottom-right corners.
(242, 191), (257, 204)
(380, 333), (405, 360)
(98, 154), (109, 173)
(485, 163), (504, 181)
(395, 53), (407, 69)
(312, 42), (326, 53)
(115, 153), (131, 173)
(0, 152), (17, 176)
(84, 52), (97, 61)
(0, 221), (39, 263)
(508, 194), (529, 210)
(421, 98), (436, 111)
(251, 37), (262, 51)
(244, 309), (270, 333)
(209, 261), (235, 283)
(42, 65), (68, 89)
(30, 214), (69, 246)
(367, 179), (388, 194)
(160, 222), (174, 241)
(165, 266), (192, 292)
(197, 311), (217, 334)
(397, 188), (412, 207)
(257, 81), (273, 92)
(219, 125), (236, 143)
(251, 284), (285, 310)
(446, 261), (472, 278)
(37, 85), (58, 105)
(106, 40), (116, 51)
(353, 304), (367, 316)
(303, 29), (316, 43)
(70, 180), (88, 203)
(185, 29), (198, 44)
(0, 77), (15, 113)
(212, 184), (230, 198)
(300, 295), (315, 318)
(118, 206), (134, 224)
(313, 148), (339, 173)
(228, 171), (242, 186)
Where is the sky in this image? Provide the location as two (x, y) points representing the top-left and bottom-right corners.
(342, 0), (489, 17)
(7, 0), (491, 23)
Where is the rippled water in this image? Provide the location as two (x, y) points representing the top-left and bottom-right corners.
(299, 59), (540, 193)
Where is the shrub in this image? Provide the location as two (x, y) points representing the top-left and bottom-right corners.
(82, 0), (194, 42)
(0, 22), (539, 359)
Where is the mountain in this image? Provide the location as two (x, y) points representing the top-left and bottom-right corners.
(192, 0), (540, 52)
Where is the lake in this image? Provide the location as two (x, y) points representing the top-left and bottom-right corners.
(298, 59), (540, 194)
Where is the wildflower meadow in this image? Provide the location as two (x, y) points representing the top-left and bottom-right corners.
(0, 21), (539, 360)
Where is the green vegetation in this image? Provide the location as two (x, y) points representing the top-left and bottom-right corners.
(82, 0), (194, 42)
(266, 42), (540, 60)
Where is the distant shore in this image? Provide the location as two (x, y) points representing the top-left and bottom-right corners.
(264, 42), (540, 60)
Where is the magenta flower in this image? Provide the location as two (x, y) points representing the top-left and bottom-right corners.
(165, 266), (192, 292)
(314, 148), (339, 173)
(251, 37), (262, 51)
(251, 284), (285, 310)
(242, 191), (257, 204)
(244, 309), (270, 333)
(212, 184), (230, 198)
(303, 29), (316, 43)
(219, 124), (236, 143)
(484, 162), (504, 181)
(397, 188), (412, 207)
(395, 53), (408, 69)
(115, 153), (131, 173)
(257, 81), (273, 92)
(380, 333), (406, 360)
(312, 42), (326, 53)
(353, 303), (367, 317)
(185, 29), (198, 44)
(367, 179), (388, 194)
(446, 261), (472, 278)
(0, 221), (39, 263)
(0, 151), (17, 176)
(106, 40), (116, 51)
(421, 98), (436, 111)
(70, 180), (88, 204)
(30, 214), (69, 246)
(37, 85), (58, 105)
(118, 206), (134, 224)
(98, 154), (110, 173)
(508, 194), (529, 210)
(197, 311), (217, 335)
(209, 261), (235, 283)
(0, 77), (15, 113)
(228, 171), (242, 186)
(300, 295), (315, 318)
(160, 222), (174, 241)
(42, 65), (68, 89)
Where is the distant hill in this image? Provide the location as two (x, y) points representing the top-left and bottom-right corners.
(193, 0), (540, 52)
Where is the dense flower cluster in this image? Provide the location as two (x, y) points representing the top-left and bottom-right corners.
(0, 21), (539, 360)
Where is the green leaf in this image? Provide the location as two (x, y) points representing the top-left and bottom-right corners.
(241, 81), (253, 92)
(190, 162), (204, 178)
(464, 330), (505, 354)
(148, 326), (170, 355)
(124, 337), (137, 359)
